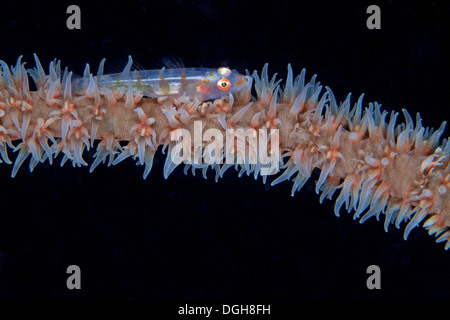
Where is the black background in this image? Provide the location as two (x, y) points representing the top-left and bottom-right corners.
(0, 0), (449, 301)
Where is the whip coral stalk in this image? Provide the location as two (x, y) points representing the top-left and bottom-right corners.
(0, 55), (449, 250)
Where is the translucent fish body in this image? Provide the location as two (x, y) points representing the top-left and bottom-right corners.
(72, 67), (248, 101)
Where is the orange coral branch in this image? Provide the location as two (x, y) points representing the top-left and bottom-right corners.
(1, 55), (449, 250)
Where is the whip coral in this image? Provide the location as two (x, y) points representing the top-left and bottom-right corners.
(0, 55), (449, 250)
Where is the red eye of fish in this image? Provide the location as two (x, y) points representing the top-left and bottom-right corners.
(217, 78), (230, 91)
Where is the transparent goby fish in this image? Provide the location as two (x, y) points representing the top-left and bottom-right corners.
(72, 56), (249, 101)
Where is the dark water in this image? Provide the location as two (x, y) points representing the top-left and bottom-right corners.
(0, 0), (449, 302)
